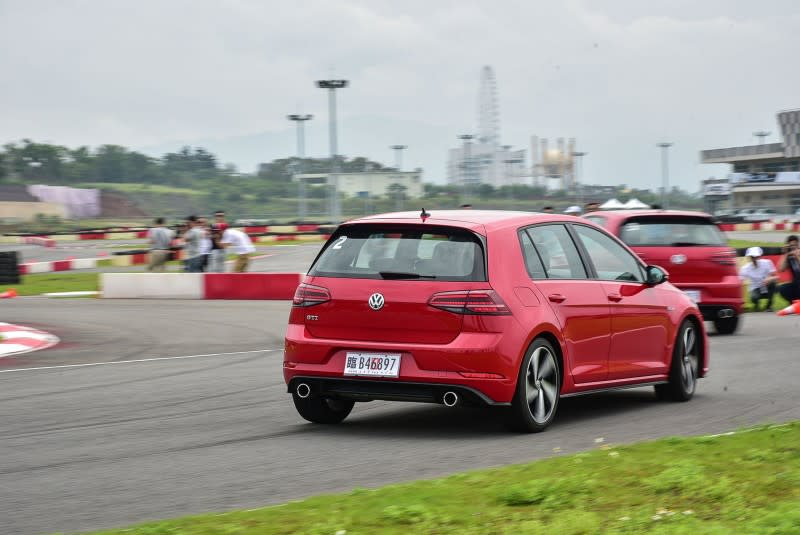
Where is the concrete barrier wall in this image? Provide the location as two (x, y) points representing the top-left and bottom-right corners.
(102, 273), (204, 299)
(101, 272), (302, 300)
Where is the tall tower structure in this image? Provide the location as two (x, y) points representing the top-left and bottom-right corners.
(478, 66), (500, 147)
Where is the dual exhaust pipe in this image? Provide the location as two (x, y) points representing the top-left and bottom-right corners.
(717, 308), (735, 318)
(295, 382), (461, 407)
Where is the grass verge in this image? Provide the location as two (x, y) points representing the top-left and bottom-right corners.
(89, 422), (800, 535)
(727, 239), (784, 249)
(0, 272), (99, 296)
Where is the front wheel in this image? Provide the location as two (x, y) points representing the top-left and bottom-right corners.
(505, 339), (560, 433)
(292, 394), (355, 424)
(655, 320), (700, 402)
(713, 314), (739, 335)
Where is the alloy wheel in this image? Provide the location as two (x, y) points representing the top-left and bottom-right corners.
(526, 347), (558, 423)
(681, 326), (699, 394)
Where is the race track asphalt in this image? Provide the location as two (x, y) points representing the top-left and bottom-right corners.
(1, 299), (799, 534)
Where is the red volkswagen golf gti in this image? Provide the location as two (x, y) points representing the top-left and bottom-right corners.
(284, 210), (708, 432)
(584, 210), (743, 334)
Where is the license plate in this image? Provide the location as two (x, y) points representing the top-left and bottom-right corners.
(344, 352), (401, 378)
(684, 290), (701, 303)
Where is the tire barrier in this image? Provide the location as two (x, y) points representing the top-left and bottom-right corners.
(718, 222), (800, 232)
(0, 251), (21, 285)
(101, 272), (303, 300)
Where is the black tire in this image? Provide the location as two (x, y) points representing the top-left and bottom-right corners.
(713, 315), (739, 335)
(655, 320), (700, 402)
(505, 338), (561, 433)
(292, 394), (354, 424)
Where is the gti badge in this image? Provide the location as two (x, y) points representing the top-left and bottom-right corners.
(368, 293), (385, 311)
(670, 254), (687, 265)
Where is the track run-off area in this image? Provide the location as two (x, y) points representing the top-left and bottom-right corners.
(1, 298), (798, 534)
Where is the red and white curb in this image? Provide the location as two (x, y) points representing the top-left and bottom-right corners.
(0, 322), (60, 357)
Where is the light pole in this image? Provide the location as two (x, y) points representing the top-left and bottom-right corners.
(753, 131), (770, 145)
(390, 145), (407, 172)
(316, 79), (348, 222)
(571, 151), (587, 206)
(287, 114), (312, 220)
(657, 142), (673, 209)
(458, 134), (474, 201)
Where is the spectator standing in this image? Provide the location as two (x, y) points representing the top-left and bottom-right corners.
(207, 224), (226, 272)
(778, 235), (800, 302)
(542, 206), (554, 214)
(182, 215), (205, 273)
(197, 217), (212, 271)
(214, 210), (229, 231)
(739, 246), (778, 311)
(146, 217), (174, 272)
(584, 202), (600, 213)
(221, 227), (255, 272)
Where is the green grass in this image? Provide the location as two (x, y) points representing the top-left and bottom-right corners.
(88, 422), (800, 535)
(0, 272), (98, 296)
(727, 239), (784, 249)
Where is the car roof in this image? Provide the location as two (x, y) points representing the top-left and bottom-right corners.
(585, 209), (713, 221)
(342, 210), (587, 233)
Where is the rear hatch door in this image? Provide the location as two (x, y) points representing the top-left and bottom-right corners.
(616, 215), (736, 283)
(303, 223), (488, 344)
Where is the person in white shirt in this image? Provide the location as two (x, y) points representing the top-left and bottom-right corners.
(221, 228), (256, 272)
(739, 246), (777, 311)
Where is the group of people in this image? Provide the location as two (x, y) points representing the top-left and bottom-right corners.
(739, 235), (800, 311)
(146, 210), (255, 273)
(540, 202), (602, 215)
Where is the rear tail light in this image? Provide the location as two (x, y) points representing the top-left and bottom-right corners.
(711, 250), (737, 265)
(292, 283), (331, 307)
(428, 290), (511, 315)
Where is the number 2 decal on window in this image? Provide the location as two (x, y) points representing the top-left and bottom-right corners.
(332, 236), (347, 249)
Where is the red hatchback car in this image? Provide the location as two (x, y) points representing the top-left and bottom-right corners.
(284, 210), (709, 432)
(584, 210), (743, 334)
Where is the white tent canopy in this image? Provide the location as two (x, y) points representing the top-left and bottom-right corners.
(599, 198), (625, 209)
(622, 198), (650, 209)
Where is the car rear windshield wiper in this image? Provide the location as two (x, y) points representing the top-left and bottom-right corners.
(378, 271), (437, 280)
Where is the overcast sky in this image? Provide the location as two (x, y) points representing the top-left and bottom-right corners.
(2, 0), (799, 190)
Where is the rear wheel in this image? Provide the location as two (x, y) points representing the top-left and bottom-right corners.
(713, 314), (739, 335)
(506, 339), (560, 433)
(655, 320), (700, 402)
(292, 394), (355, 424)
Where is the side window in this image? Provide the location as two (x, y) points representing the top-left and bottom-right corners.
(525, 224), (588, 279)
(573, 225), (644, 282)
(519, 231), (547, 278)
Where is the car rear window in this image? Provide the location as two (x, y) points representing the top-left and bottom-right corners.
(309, 224), (486, 281)
(619, 216), (726, 246)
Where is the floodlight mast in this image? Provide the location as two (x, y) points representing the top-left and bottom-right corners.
(287, 114), (312, 220)
(316, 79), (349, 222)
(657, 142), (673, 209)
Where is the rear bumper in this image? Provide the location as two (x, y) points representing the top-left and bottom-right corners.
(287, 376), (508, 406)
(672, 279), (744, 316)
(283, 324), (521, 404)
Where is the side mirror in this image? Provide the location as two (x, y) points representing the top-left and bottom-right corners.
(646, 265), (669, 285)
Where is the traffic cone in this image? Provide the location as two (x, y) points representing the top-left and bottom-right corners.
(0, 288), (17, 299)
(776, 300), (800, 316)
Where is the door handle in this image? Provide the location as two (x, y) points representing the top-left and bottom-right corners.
(607, 292), (623, 302)
(548, 293), (566, 303)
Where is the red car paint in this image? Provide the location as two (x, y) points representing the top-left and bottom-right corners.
(284, 210), (708, 425)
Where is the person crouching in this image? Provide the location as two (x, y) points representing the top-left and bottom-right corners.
(739, 246), (777, 312)
(221, 227), (255, 272)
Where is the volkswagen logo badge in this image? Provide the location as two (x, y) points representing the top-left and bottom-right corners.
(670, 254), (687, 265)
(368, 293), (385, 311)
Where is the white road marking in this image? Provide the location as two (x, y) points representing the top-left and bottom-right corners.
(0, 348), (279, 374)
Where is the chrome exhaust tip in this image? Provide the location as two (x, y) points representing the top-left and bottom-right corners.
(442, 391), (459, 407)
(718, 308), (734, 318)
(296, 383), (312, 399)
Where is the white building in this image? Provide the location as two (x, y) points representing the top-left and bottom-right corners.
(446, 143), (527, 188)
(294, 171), (424, 199)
